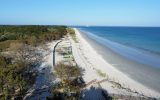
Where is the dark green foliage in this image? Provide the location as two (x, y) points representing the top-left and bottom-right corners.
(0, 55), (37, 99)
(0, 25), (48, 36)
(0, 25), (67, 50)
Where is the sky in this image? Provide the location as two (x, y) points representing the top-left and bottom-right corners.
(0, 0), (160, 26)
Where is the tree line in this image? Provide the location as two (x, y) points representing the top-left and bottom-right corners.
(0, 25), (67, 51)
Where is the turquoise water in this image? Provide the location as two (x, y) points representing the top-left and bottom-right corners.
(78, 26), (160, 68)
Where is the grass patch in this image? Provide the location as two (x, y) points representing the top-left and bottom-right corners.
(96, 69), (106, 77)
(70, 34), (78, 43)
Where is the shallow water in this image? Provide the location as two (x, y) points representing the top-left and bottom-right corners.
(79, 26), (160, 55)
(77, 27), (160, 93)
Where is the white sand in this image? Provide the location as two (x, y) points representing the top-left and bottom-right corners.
(24, 41), (59, 100)
(71, 28), (160, 98)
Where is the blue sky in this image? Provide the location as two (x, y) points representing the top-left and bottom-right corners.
(0, 0), (160, 26)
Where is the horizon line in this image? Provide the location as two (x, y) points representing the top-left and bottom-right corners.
(0, 24), (160, 28)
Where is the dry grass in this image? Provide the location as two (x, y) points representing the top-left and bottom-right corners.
(67, 28), (78, 43)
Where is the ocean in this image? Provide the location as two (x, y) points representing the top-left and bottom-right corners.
(77, 26), (160, 92)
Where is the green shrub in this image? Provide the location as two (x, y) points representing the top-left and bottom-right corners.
(0, 25), (67, 44)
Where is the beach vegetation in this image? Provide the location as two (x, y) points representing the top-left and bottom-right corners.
(67, 28), (78, 43)
(96, 69), (107, 77)
(0, 25), (68, 99)
(0, 25), (67, 51)
(54, 62), (83, 81)
(52, 62), (84, 99)
(0, 54), (37, 99)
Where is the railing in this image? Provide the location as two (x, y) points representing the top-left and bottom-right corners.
(53, 40), (62, 66)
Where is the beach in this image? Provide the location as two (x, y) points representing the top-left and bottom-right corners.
(78, 27), (160, 93)
(71, 28), (160, 98)
(25, 28), (160, 99)
(1, 0), (160, 99)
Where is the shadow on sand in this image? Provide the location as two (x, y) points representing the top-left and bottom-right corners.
(81, 86), (112, 100)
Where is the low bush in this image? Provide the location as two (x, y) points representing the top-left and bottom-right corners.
(52, 62), (84, 99)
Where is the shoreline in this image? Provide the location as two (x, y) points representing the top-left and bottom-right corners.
(78, 28), (160, 93)
(72, 28), (160, 98)
(79, 29), (160, 68)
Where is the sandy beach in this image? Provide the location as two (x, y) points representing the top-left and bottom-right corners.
(70, 28), (160, 98)
(24, 28), (160, 99)
(1, 0), (160, 99)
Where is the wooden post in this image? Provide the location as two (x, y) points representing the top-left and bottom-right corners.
(53, 51), (55, 66)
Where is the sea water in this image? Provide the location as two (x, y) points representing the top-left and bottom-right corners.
(77, 26), (160, 92)
(78, 26), (160, 68)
